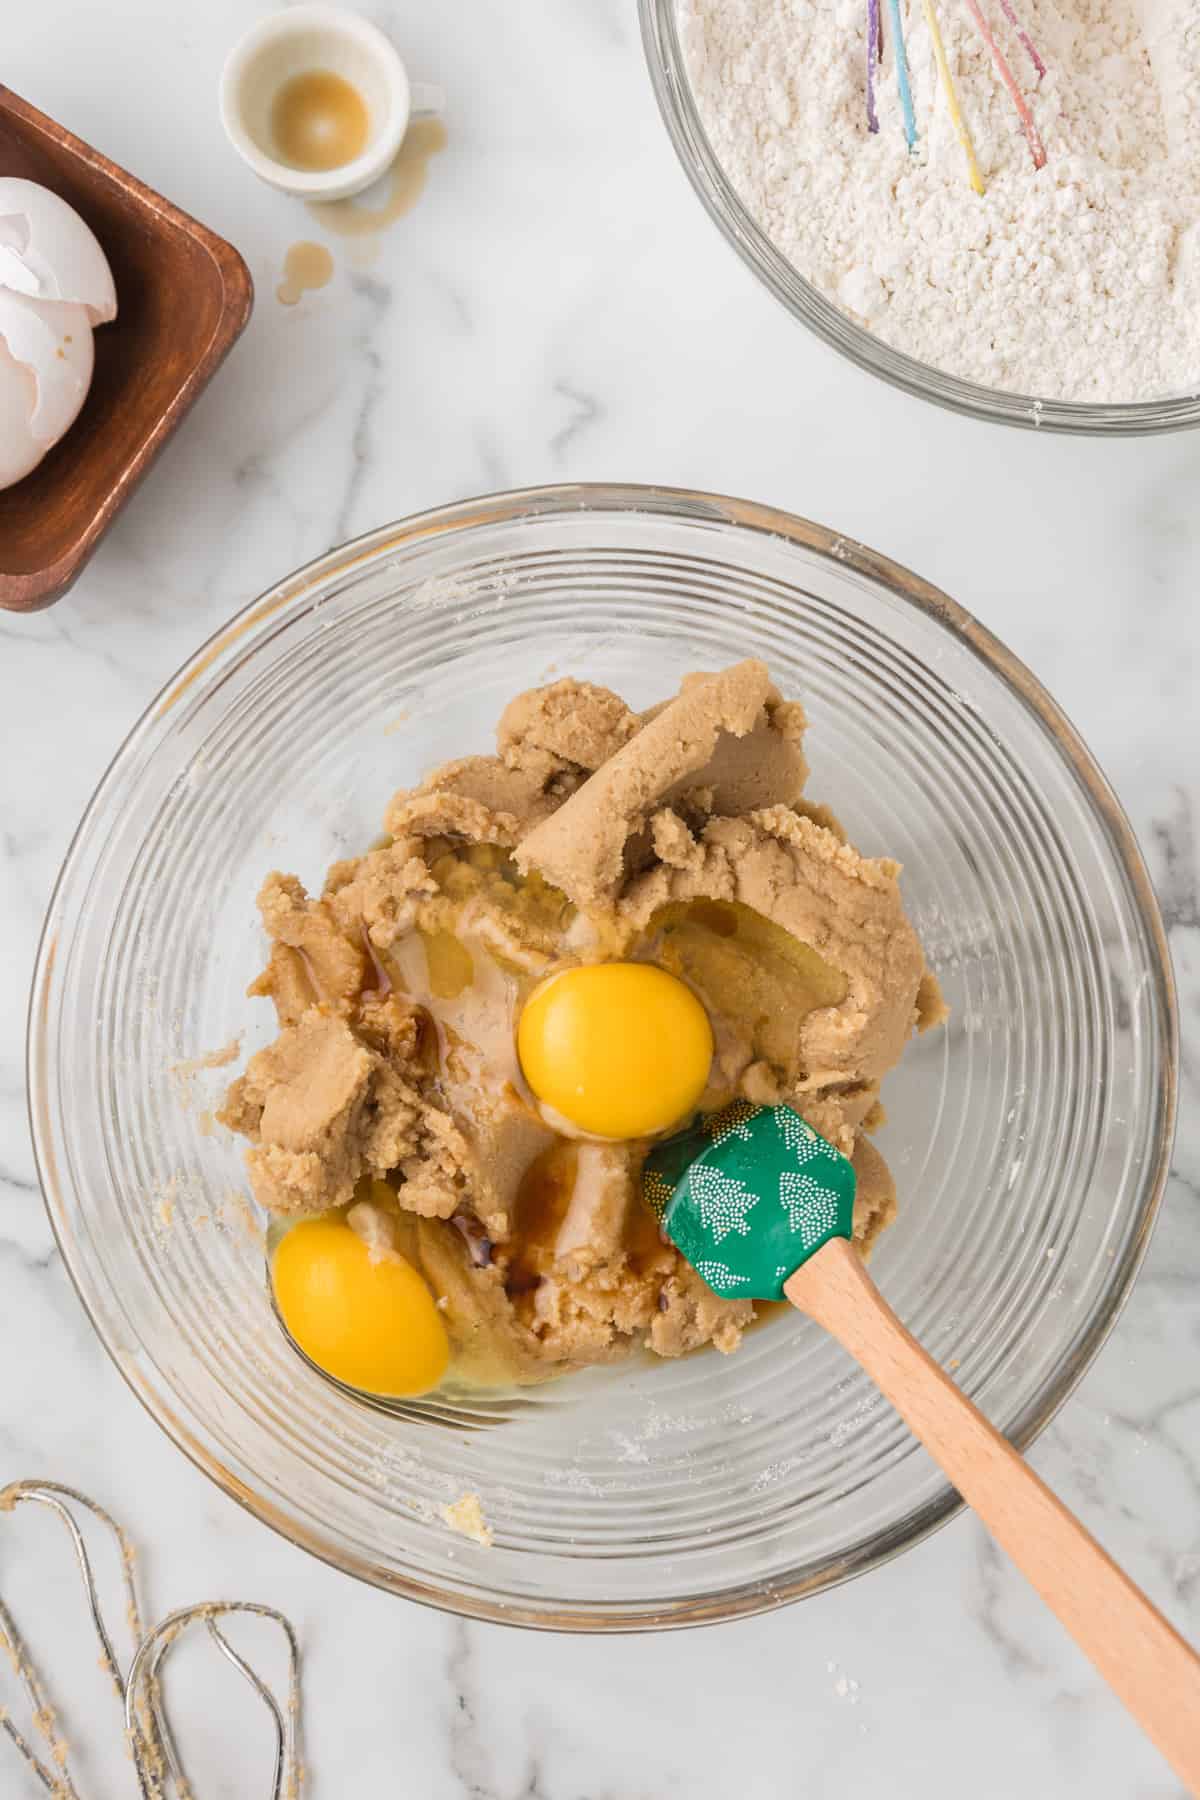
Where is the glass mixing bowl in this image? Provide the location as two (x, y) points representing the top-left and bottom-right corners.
(639, 0), (1200, 436)
(29, 484), (1176, 1629)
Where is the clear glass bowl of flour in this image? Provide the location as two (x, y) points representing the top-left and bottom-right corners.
(30, 485), (1175, 1627)
(641, 0), (1200, 436)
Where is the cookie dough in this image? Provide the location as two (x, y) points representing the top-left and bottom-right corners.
(441, 1492), (493, 1547)
(220, 661), (944, 1385)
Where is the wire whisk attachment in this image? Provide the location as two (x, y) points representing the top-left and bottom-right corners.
(865, 0), (1050, 192)
(0, 1480), (303, 1800)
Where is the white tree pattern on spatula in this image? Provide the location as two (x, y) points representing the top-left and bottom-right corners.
(705, 1100), (756, 1148)
(775, 1107), (823, 1163)
(643, 1168), (674, 1222)
(690, 1162), (760, 1243)
(696, 1259), (751, 1290)
(779, 1170), (840, 1248)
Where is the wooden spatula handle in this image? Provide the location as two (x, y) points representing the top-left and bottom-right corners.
(786, 1237), (1200, 1795)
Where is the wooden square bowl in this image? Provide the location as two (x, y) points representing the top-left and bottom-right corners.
(0, 88), (254, 611)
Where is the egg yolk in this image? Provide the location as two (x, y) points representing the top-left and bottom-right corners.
(271, 1215), (449, 1398)
(517, 962), (713, 1139)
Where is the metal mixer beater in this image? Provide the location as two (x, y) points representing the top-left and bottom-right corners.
(0, 1481), (303, 1799)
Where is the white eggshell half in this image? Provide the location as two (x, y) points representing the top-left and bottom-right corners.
(0, 178), (117, 323)
(0, 234), (41, 297)
(0, 290), (94, 480)
(0, 341), (44, 488)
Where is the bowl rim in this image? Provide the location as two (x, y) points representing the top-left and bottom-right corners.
(637, 0), (1200, 438)
(27, 482), (1179, 1631)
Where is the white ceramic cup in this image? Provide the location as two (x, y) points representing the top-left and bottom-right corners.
(219, 4), (444, 201)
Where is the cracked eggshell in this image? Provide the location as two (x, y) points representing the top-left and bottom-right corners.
(0, 290), (95, 488)
(0, 178), (117, 323)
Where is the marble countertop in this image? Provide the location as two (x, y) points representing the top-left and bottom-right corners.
(2, 2), (1197, 1795)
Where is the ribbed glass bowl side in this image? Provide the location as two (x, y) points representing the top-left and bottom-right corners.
(29, 486), (1176, 1628)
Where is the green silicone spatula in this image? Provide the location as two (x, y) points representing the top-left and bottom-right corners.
(645, 1103), (1200, 1796)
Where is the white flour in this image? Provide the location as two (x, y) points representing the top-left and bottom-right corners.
(679, 0), (1200, 401)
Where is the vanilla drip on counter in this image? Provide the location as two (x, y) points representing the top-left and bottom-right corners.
(307, 119), (448, 240)
(276, 241), (334, 306)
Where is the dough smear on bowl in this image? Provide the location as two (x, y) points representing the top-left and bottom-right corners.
(220, 661), (945, 1385)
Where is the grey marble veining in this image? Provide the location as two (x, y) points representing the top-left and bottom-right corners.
(1, 2), (1198, 1795)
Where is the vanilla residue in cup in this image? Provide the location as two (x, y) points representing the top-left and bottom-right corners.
(270, 68), (369, 171)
